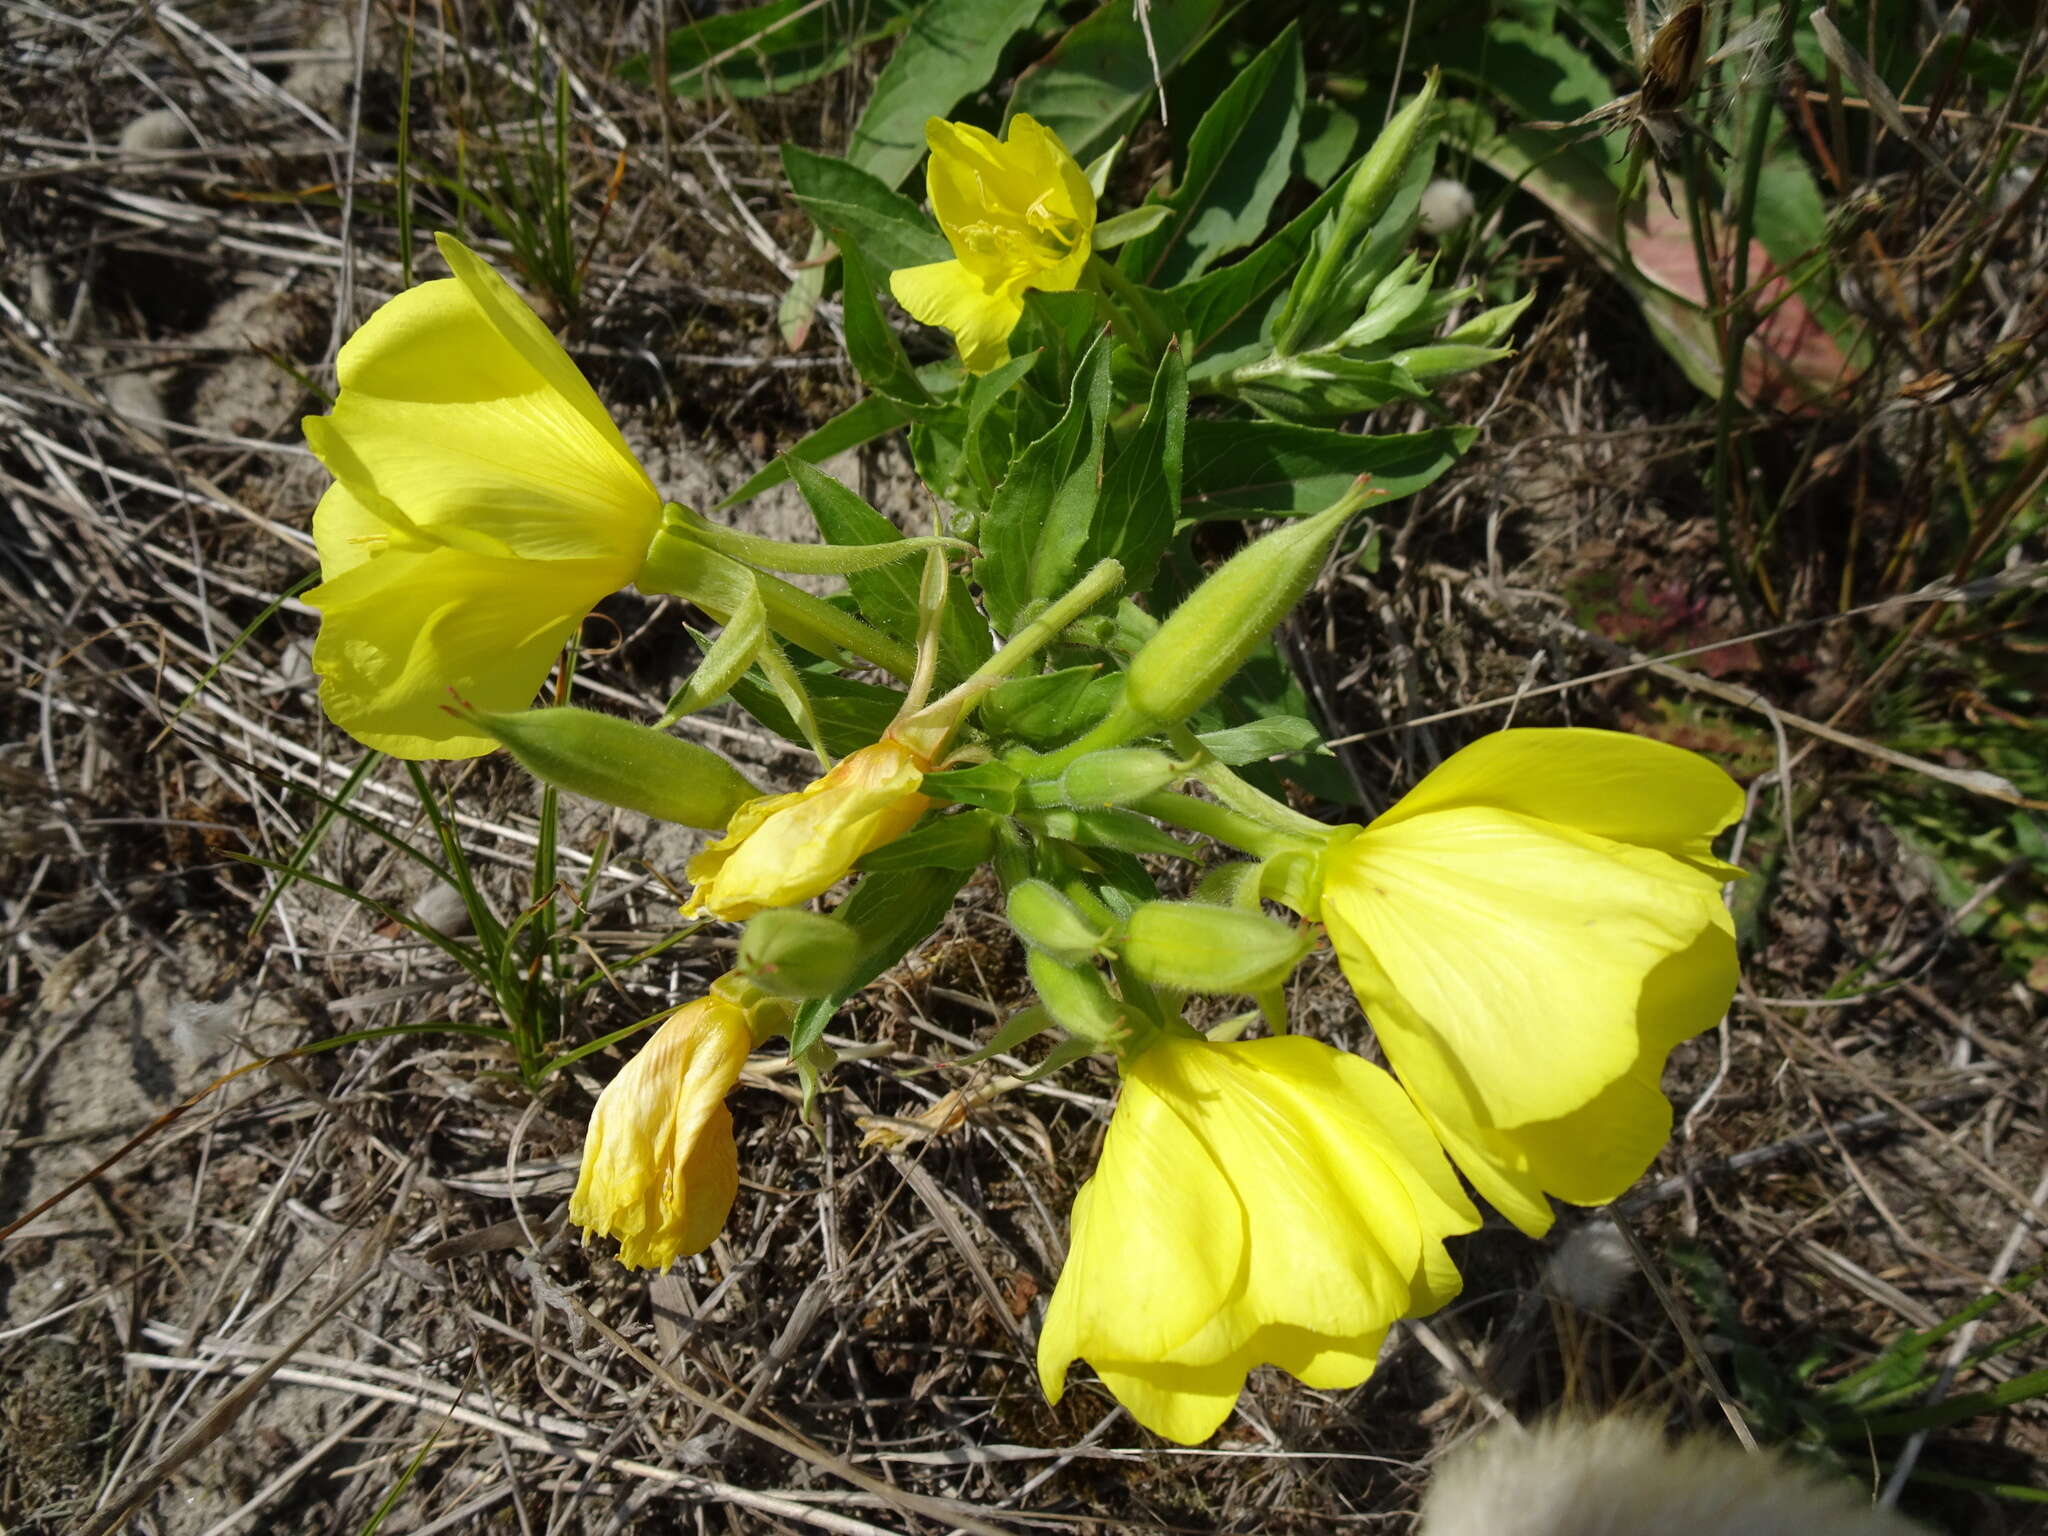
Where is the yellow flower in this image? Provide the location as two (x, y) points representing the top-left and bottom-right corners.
(1318, 728), (1742, 1238)
(570, 996), (753, 1270)
(1037, 1034), (1480, 1445)
(888, 114), (1096, 374)
(684, 740), (933, 921)
(303, 233), (662, 758)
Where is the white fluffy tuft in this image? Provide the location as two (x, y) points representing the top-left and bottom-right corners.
(1543, 1219), (1635, 1314)
(1417, 1419), (1928, 1536)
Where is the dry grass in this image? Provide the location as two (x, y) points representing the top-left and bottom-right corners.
(1, 3), (2042, 1533)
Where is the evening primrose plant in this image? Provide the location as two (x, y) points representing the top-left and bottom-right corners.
(292, 84), (1750, 1446)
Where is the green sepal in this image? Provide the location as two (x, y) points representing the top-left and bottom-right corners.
(1018, 806), (1188, 857)
(857, 807), (1000, 872)
(920, 760), (1024, 812)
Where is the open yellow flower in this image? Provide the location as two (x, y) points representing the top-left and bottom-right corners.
(1318, 728), (1742, 1238)
(570, 995), (752, 1270)
(888, 114), (1096, 374)
(1038, 1034), (1479, 1445)
(303, 232), (662, 758)
(684, 739), (933, 921)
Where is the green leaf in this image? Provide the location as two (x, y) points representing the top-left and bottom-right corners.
(1169, 174), (1350, 376)
(1197, 715), (1325, 765)
(1296, 99), (1361, 187)
(1090, 204), (1172, 249)
(1180, 421), (1475, 520)
(981, 665), (1122, 748)
(1085, 343), (1186, 592)
(921, 760), (1024, 812)
(719, 394), (911, 508)
(1003, 0), (1230, 163)
(975, 330), (1116, 633)
(857, 807), (1000, 872)
(789, 865), (970, 1053)
(782, 144), (948, 271)
(836, 241), (941, 415)
(848, 0), (1050, 187)
(623, 0), (919, 100)
(727, 666), (906, 759)
(1020, 807), (1188, 857)
(1120, 25), (1304, 287)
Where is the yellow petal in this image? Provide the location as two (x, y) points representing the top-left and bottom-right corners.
(685, 742), (932, 919)
(924, 119), (1042, 248)
(890, 260), (1024, 375)
(305, 543), (618, 758)
(1036, 1064), (1249, 1407)
(308, 241), (659, 569)
(1322, 804), (1736, 1236)
(1410, 920), (1736, 1233)
(1038, 1036), (1477, 1443)
(1005, 113), (1097, 292)
(310, 479), (396, 581)
(1325, 806), (1728, 1128)
(1371, 727), (1745, 878)
(570, 998), (752, 1270)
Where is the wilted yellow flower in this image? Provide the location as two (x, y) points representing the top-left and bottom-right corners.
(888, 114), (1096, 374)
(684, 740), (932, 921)
(1318, 728), (1742, 1238)
(570, 996), (752, 1270)
(1038, 1034), (1479, 1445)
(304, 232), (661, 758)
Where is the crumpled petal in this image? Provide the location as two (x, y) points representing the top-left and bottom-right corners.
(684, 740), (932, 920)
(305, 538), (620, 758)
(1038, 1035), (1478, 1444)
(1320, 728), (1741, 1236)
(569, 996), (753, 1270)
(889, 260), (1025, 375)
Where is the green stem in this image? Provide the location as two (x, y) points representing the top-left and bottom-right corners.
(1130, 791), (1315, 861)
(1166, 723), (1333, 837)
(1085, 255), (1172, 363)
(1705, 0), (1802, 626)
(640, 529), (919, 681)
(665, 504), (971, 576)
(897, 559), (1127, 759)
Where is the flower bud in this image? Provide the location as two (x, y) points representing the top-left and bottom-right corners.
(1123, 486), (1373, 726)
(1008, 880), (1110, 964)
(1054, 749), (1179, 808)
(1277, 71), (1440, 353)
(1026, 948), (1130, 1048)
(1117, 901), (1312, 994)
(1392, 342), (1514, 381)
(738, 909), (861, 999)
(470, 706), (758, 829)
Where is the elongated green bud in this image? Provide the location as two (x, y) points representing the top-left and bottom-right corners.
(1331, 72), (1439, 253)
(1117, 901), (1312, 994)
(738, 909), (861, 999)
(1392, 342), (1514, 381)
(1114, 901), (1302, 999)
(1026, 949), (1129, 1048)
(1123, 483), (1376, 726)
(1008, 880), (1109, 964)
(470, 706), (757, 828)
(1278, 70), (1440, 352)
(1054, 749), (1179, 808)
